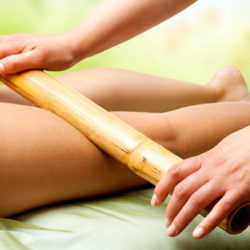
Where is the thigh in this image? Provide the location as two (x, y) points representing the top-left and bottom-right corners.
(0, 102), (147, 217)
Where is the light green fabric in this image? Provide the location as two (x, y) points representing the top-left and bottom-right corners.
(0, 187), (249, 250)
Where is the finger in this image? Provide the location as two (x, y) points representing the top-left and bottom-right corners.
(167, 181), (222, 237)
(0, 50), (42, 74)
(192, 191), (242, 239)
(152, 157), (201, 206)
(166, 171), (209, 223)
(0, 43), (23, 59)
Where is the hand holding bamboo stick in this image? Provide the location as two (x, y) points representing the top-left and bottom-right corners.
(0, 70), (249, 235)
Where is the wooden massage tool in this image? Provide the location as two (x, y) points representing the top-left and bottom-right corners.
(0, 70), (249, 234)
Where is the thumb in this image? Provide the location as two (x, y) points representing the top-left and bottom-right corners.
(0, 50), (42, 74)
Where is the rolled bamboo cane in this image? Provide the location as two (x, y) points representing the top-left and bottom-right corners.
(0, 70), (249, 234)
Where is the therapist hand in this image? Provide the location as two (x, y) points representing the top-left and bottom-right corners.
(151, 125), (250, 239)
(0, 32), (76, 74)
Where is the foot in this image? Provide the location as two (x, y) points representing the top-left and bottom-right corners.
(208, 66), (250, 102)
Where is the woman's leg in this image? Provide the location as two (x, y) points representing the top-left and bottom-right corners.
(0, 101), (250, 217)
(156, 102), (250, 158)
(0, 102), (148, 217)
(0, 66), (249, 111)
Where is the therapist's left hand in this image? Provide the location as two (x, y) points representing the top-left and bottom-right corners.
(151, 126), (250, 239)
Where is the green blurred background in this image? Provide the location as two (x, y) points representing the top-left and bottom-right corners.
(0, 0), (249, 86)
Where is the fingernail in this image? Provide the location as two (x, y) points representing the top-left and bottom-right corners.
(151, 194), (159, 206)
(165, 217), (171, 227)
(193, 227), (204, 238)
(0, 64), (5, 74)
(167, 223), (177, 237)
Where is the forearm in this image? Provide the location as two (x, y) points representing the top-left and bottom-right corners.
(0, 0), (196, 74)
(69, 0), (196, 60)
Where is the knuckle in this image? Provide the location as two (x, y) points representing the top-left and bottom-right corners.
(181, 156), (199, 170)
(5, 57), (23, 72)
(154, 189), (163, 199)
(154, 186), (162, 198)
(220, 199), (234, 212)
(24, 42), (37, 52)
(190, 193), (204, 207)
(186, 156), (196, 163)
(203, 217), (216, 230)
(7, 60), (18, 70)
(168, 165), (180, 180)
(154, 180), (168, 199)
(173, 183), (188, 199)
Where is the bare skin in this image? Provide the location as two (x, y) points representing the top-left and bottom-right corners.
(0, 0), (248, 240)
(0, 65), (249, 220)
(208, 66), (250, 102)
(0, 66), (249, 111)
(0, 0), (196, 74)
(154, 125), (250, 239)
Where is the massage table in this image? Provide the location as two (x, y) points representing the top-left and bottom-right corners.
(1, 187), (250, 250)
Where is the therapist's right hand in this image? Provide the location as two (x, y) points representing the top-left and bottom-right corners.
(152, 125), (250, 239)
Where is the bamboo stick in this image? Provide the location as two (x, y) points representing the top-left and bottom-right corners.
(0, 70), (249, 234)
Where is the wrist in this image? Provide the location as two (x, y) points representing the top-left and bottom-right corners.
(64, 27), (92, 64)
